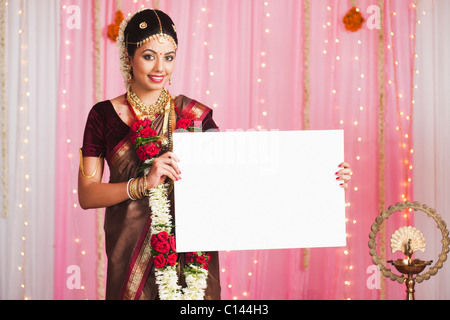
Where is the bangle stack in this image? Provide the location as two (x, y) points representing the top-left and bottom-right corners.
(127, 175), (150, 200)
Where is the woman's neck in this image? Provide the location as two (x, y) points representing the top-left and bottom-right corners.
(130, 84), (163, 106)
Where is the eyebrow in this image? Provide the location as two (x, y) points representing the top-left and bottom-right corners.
(142, 49), (176, 55)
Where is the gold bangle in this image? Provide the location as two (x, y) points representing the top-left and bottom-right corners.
(129, 178), (137, 200)
(131, 178), (139, 200)
(138, 177), (144, 199)
(127, 176), (150, 200)
(127, 179), (137, 200)
(144, 174), (149, 196)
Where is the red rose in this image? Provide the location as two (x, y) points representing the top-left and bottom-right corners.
(144, 142), (160, 158)
(196, 255), (206, 264)
(154, 241), (170, 254)
(166, 253), (178, 266)
(130, 132), (139, 145)
(151, 234), (158, 248)
(168, 236), (176, 253)
(136, 146), (148, 161)
(154, 254), (166, 269)
(202, 263), (209, 270)
(140, 126), (157, 138)
(141, 118), (152, 128)
(185, 253), (194, 263)
(176, 119), (193, 130)
(157, 231), (169, 242)
(131, 121), (141, 133)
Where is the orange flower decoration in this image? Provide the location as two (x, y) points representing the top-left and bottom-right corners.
(343, 7), (365, 32)
(107, 10), (124, 42)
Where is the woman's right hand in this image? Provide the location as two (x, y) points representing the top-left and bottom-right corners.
(146, 152), (182, 188)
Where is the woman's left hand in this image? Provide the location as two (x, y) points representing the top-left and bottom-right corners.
(336, 162), (352, 190)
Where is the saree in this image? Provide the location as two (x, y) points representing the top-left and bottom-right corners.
(81, 94), (221, 300)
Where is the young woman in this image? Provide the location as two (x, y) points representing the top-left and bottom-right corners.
(78, 8), (352, 300)
(78, 9), (221, 300)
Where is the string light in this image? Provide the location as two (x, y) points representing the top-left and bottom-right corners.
(386, 0), (417, 225)
(12, 0), (32, 300)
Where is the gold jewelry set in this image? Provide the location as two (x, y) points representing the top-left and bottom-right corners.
(126, 87), (169, 121)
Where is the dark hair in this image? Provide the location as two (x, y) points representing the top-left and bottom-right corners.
(124, 9), (178, 57)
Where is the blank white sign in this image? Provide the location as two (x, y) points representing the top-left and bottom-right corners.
(173, 130), (346, 253)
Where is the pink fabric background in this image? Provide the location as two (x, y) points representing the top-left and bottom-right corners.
(55, 0), (416, 300)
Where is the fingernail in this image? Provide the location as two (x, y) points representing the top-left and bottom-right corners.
(335, 171), (339, 175)
(336, 177), (340, 180)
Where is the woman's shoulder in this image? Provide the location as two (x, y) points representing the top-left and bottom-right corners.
(173, 94), (219, 131)
(90, 99), (114, 115)
(173, 94), (212, 121)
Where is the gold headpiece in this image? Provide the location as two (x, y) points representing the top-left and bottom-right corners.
(125, 9), (178, 49)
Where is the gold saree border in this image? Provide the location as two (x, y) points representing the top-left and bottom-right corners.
(121, 217), (154, 300)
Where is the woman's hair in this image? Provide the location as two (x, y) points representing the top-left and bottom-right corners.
(124, 9), (178, 57)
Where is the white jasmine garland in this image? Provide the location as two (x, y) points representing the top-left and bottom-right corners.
(149, 183), (209, 300)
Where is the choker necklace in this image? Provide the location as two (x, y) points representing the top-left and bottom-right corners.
(127, 88), (169, 121)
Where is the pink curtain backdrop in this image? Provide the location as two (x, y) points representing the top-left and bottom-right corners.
(55, 0), (416, 300)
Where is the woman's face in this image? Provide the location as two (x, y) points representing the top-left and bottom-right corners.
(130, 38), (176, 93)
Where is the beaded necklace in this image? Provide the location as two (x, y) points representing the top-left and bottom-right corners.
(126, 88), (169, 121)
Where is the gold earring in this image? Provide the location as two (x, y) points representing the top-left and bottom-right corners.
(169, 77), (172, 86)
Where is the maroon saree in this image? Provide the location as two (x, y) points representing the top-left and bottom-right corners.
(81, 94), (221, 300)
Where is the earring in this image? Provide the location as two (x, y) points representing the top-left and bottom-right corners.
(169, 77), (172, 86)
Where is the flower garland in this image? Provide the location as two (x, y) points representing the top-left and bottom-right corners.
(343, 7), (365, 32)
(107, 10), (125, 42)
(130, 102), (209, 300)
(148, 184), (210, 300)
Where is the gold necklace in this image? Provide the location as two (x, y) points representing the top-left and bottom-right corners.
(127, 88), (169, 121)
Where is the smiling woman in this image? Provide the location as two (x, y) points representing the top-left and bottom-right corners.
(78, 9), (221, 300)
(128, 37), (177, 99)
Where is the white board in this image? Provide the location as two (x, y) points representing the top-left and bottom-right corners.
(173, 130), (346, 252)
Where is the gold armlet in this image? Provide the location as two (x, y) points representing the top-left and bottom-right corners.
(79, 148), (102, 179)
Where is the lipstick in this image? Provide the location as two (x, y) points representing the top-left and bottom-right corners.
(149, 75), (165, 83)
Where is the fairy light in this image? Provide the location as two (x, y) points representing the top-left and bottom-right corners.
(12, 0), (32, 299)
(59, 0), (102, 298)
(334, 0), (373, 299)
(254, 1), (272, 132)
(387, 0), (417, 224)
